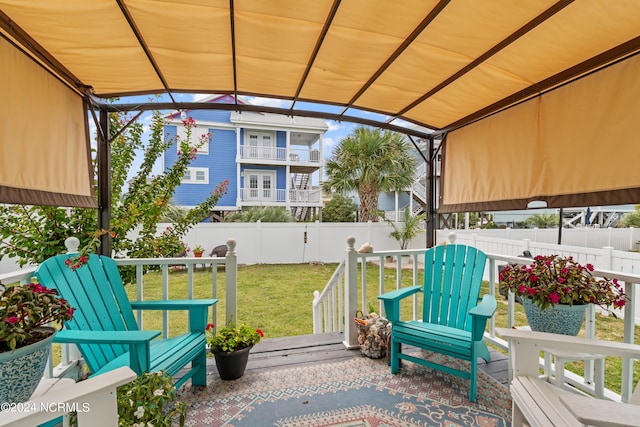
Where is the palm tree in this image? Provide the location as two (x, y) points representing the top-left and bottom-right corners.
(387, 207), (426, 249)
(322, 127), (418, 222)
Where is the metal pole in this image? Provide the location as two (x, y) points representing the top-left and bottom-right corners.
(98, 109), (112, 256)
(426, 136), (436, 247)
(557, 207), (563, 245)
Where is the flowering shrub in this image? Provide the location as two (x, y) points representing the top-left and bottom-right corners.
(207, 323), (264, 353)
(192, 245), (205, 253)
(499, 254), (627, 312)
(116, 371), (185, 427)
(0, 281), (75, 351)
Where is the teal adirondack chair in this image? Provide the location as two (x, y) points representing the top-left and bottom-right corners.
(35, 254), (217, 388)
(378, 244), (496, 402)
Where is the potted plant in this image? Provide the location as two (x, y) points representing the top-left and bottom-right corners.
(192, 244), (205, 257)
(499, 254), (627, 335)
(0, 280), (75, 403)
(115, 370), (186, 427)
(206, 323), (264, 380)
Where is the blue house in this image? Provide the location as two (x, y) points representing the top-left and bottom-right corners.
(163, 95), (328, 221)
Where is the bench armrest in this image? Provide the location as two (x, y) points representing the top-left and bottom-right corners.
(560, 394), (640, 427)
(378, 286), (421, 323)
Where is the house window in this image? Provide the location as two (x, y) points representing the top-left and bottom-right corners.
(182, 167), (209, 184)
(176, 126), (210, 154)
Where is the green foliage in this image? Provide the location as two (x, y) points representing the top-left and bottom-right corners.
(322, 193), (357, 222)
(386, 208), (426, 250)
(116, 371), (185, 427)
(526, 213), (559, 229)
(159, 204), (188, 223)
(0, 110), (228, 283)
(207, 323), (264, 353)
(619, 205), (640, 228)
(322, 126), (418, 222)
(226, 206), (292, 222)
(0, 281), (74, 351)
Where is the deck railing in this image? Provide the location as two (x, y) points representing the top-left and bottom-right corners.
(313, 235), (640, 402)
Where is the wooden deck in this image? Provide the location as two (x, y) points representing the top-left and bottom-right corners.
(202, 332), (510, 386)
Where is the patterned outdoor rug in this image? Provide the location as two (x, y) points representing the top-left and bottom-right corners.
(177, 353), (511, 426)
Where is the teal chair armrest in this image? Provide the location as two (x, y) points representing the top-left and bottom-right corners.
(131, 299), (218, 332)
(53, 329), (160, 344)
(53, 330), (159, 374)
(378, 286), (421, 323)
(469, 294), (497, 341)
(130, 299), (218, 310)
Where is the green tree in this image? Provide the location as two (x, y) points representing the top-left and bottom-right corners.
(226, 206), (293, 222)
(526, 213), (559, 229)
(619, 205), (640, 228)
(322, 127), (418, 222)
(322, 194), (357, 222)
(386, 208), (426, 250)
(0, 110), (228, 282)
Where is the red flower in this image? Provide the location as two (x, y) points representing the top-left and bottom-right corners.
(256, 329), (264, 338)
(548, 292), (560, 304)
(527, 287), (537, 296)
(67, 308), (76, 317)
(6, 316), (19, 324)
(206, 323), (215, 331)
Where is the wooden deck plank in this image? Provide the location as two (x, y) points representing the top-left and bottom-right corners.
(199, 332), (510, 386)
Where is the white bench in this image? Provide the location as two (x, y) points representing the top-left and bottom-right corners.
(498, 328), (640, 427)
(0, 367), (136, 427)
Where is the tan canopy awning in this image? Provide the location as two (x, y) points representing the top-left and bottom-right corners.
(1, 1), (639, 209)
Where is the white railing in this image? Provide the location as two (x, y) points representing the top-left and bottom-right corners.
(238, 146), (320, 163)
(312, 260), (345, 334)
(313, 235), (640, 402)
(239, 188), (322, 205)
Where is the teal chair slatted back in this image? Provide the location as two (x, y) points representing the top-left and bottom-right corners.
(423, 244), (487, 332)
(35, 254), (138, 375)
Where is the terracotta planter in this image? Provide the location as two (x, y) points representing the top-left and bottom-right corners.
(193, 251), (204, 258)
(213, 345), (252, 380)
(522, 299), (587, 336)
(0, 326), (56, 403)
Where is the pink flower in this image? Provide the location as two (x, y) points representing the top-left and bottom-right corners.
(67, 308), (76, 317)
(548, 292), (560, 304)
(6, 316), (19, 324)
(527, 287), (537, 296)
(530, 275), (539, 282)
(518, 285), (526, 294)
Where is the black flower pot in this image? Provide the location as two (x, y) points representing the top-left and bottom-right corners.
(213, 345), (252, 380)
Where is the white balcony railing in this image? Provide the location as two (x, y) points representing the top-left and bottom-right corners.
(239, 188), (322, 205)
(239, 146), (320, 163)
(313, 235), (640, 403)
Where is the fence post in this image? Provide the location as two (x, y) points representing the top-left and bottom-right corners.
(225, 238), (237, 325)
(344, 236), (359, 349)
(602, 246), (614, 271)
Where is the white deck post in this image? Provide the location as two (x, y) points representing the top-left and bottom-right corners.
(343, 236), (359, 349)
(225, 238), (237, 325)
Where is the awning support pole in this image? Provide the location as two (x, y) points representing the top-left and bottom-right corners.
(97, 109), (112, 256)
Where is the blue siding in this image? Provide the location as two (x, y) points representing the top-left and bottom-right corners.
(167, 123), (237, 208)
(276, 131), (286, 148)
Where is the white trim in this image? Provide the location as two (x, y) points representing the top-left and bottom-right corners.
(182, 167), (209, 184)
